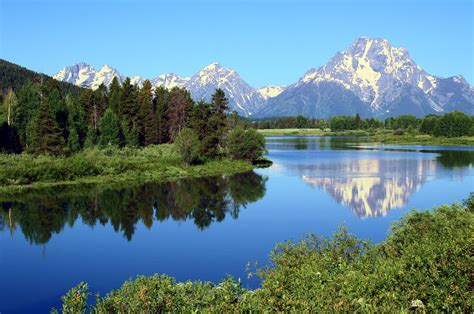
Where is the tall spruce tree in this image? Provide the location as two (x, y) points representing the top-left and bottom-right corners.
(154, 86), (169, 144)
(167, 87), (193, 142)
(202, 89), (229, 157)
(138, 80), (157, 145)
(98, 108), (122, 146)
(29, 87), (64, 155)
(108, 77), (122, 115)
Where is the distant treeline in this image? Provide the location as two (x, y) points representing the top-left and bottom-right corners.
(253, 112), (474, 137)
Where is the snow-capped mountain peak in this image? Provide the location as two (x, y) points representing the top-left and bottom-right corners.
(151, 73), (189, 90)
(301, 37), (441, 111)
(53, 37), (473, 118)
(257, 85), (285, 99)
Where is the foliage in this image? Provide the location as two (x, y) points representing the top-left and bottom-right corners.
(226, 128), (266, 162)
(58, 200), (473, 312)
(98, 108), (122, 146)
(0, 58), (82, 95)
(174, 128), (202, 165)
(0, 145), (254, 192)
(432, 111), (473, 137)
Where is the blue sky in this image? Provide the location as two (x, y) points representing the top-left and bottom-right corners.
(0, 0), (472, 87)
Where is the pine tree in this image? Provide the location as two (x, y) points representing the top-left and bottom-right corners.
(65, 94), (87, 149)
(167, 87), (193, 142)
(108, 77), (122, 115)
(98, 108), (122, 146)
(67, 127), (81, 152)
(84, 126), (98, 148)
(120, 78), (139, 130)
(202, 89), (229, 157)
(154, 86), (169, 144)
(29, 88), (64, 155)
(355, 113), (361, 129)
(138, 80), (157, 145)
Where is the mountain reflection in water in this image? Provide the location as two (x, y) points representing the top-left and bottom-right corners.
(265, 137), (474, 218)
(0, 172), (267, 245)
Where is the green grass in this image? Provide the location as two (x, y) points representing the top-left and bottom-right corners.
(0, 145), (254, 194)
(57, 196), (474, 312)
(257, 128), (369, 136)
(369, 130), (474, 146)
(257, 128), (474, 146)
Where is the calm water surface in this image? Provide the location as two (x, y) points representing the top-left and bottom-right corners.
(1, 136), (473, 313)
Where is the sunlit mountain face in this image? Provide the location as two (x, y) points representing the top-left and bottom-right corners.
(264, 137), (474, 218)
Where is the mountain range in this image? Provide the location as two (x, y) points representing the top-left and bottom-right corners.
(53, 37), (474, 118)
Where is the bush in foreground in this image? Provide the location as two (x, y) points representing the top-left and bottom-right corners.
(57, 197), (473, 312)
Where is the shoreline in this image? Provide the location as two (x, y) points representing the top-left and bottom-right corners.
(258, 129), (474, 146)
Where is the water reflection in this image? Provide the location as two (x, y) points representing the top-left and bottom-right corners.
(301, 159), (433, 218)
(0, 172), (267, 244)
(265, 137), (474, 218)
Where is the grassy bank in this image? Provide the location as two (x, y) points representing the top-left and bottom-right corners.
(0, 145), (254, 194)
(58, 196), (473, 312)
(369, 130), (474, 146)
(257, 128), (474, 146)
(257, 128), (369, 136)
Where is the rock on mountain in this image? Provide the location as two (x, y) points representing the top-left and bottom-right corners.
(259, 37), (473, 118)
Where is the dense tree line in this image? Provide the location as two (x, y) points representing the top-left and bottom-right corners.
(254, 112), (474, 137)
(0, 78), (265, 162)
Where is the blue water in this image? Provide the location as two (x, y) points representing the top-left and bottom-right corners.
(1, 136), (473, 313)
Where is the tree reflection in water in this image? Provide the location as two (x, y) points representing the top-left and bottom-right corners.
(0, 171), (267, 244)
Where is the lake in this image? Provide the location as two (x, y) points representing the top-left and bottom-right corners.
(1, 136), (473, 313)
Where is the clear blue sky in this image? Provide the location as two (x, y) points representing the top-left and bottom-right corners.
(1, 0), (472, 87)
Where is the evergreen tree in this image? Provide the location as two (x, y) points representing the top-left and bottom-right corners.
(138, 80), (157, 145)
(65, 94), (87, 149)
(29, 88), (64, 155)
(67, 127), (81, 152)
(98, 108), (122, 146)
(189, 100), (212, 140)
(355, 113), (361, 129)
(120, 78), (139, 129)
(167, 87), (193, 142)
(108, 77), (122, 115)
(121, 119), (139, 147)
(154, 86), (169, 144)
(91, 83), (109, 129)
(84, 126), (98, 148)
(16, 83), (41, 147)
(201, 89), (229, 157)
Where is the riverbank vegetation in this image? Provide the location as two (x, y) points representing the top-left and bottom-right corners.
(0, 144), (256, 194)
(255, 111), (474, 145)
(0, 76), (266, 190)
(57, 195), (473, 312)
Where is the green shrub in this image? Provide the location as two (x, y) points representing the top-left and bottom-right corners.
(393, 128), (405, 135)
(226, 128), (265, 162)
(174, 128), (202, 165)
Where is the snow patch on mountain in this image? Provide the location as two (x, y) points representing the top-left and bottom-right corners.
(257, 85), (285, 99)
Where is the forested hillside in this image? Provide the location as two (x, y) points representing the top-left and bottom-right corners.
(0, 59), (82, 98)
